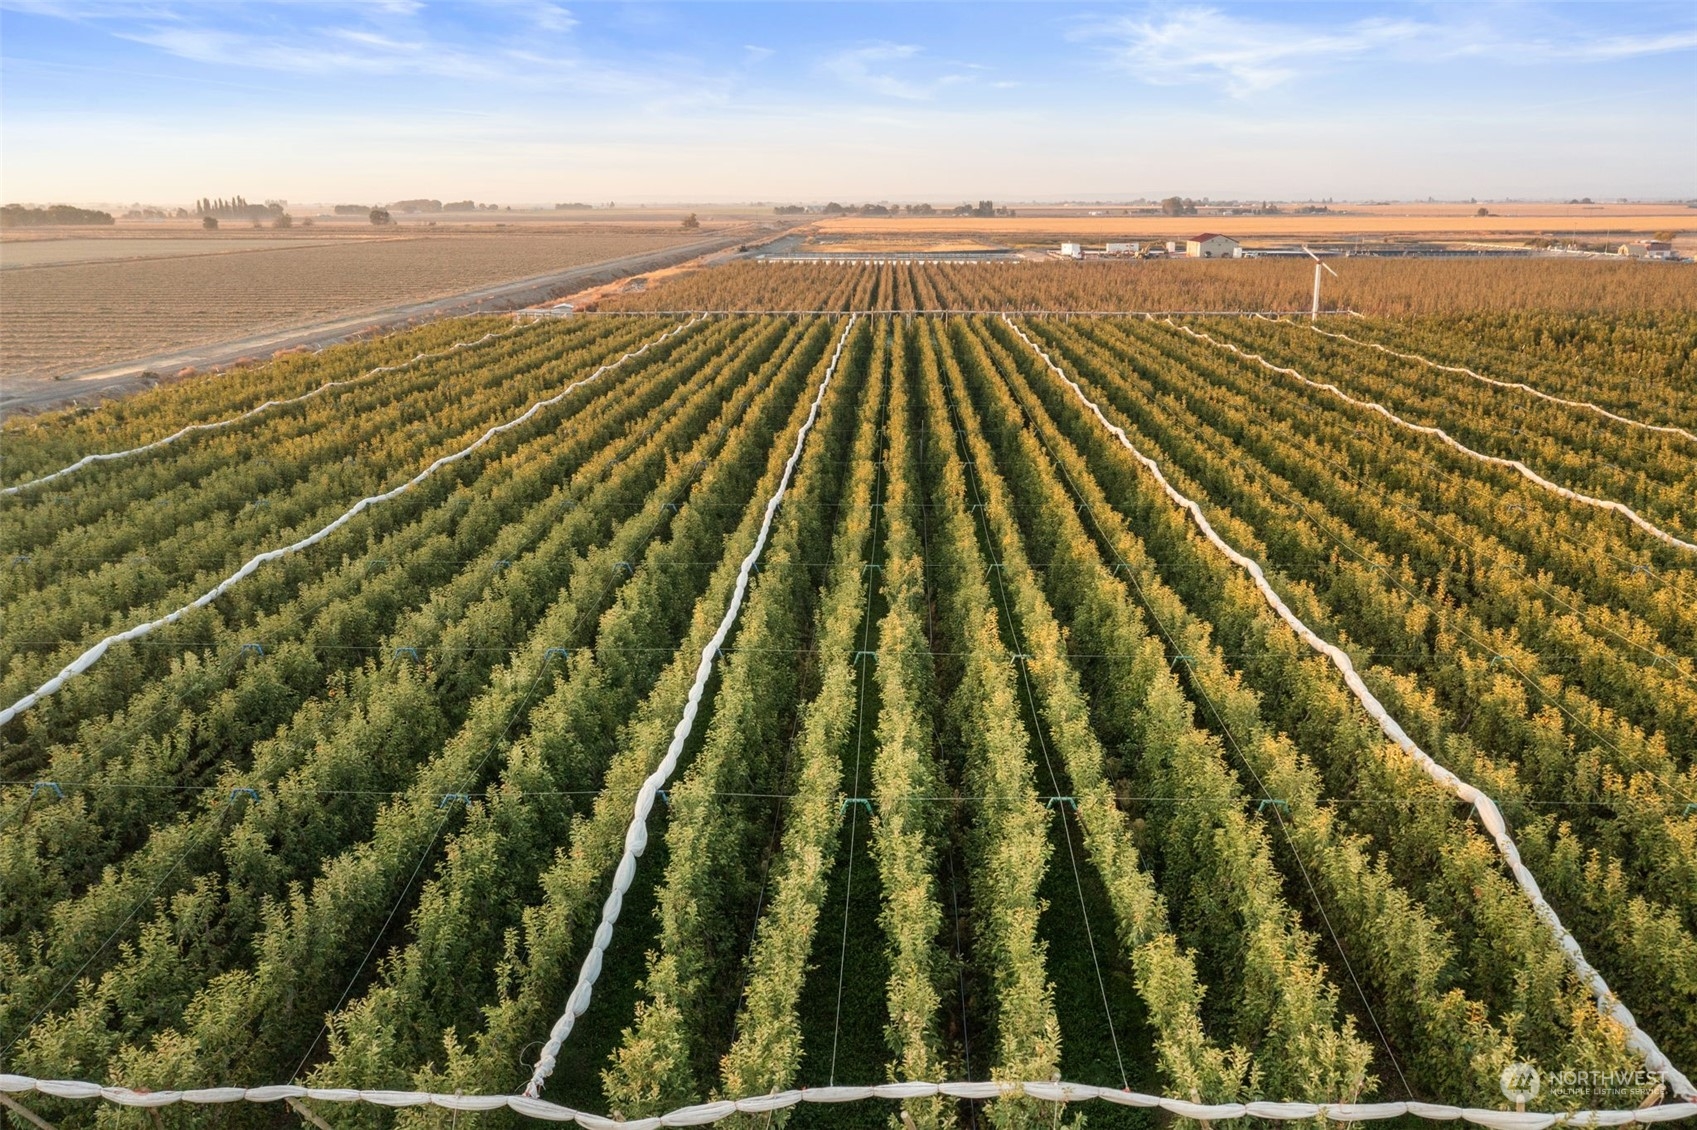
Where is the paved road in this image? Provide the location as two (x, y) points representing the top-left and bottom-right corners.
(0, 228), (773, 417)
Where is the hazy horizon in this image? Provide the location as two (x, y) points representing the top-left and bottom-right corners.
(11, 195), (1697, 212)
(3, 1), (1695, 206)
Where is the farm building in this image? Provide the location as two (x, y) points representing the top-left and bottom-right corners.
(1619, 239), (1676, 260)
(1059, 242), (1083, 259)
(1106, 242), (1138, 255)
(1186, 233), (1240, 258)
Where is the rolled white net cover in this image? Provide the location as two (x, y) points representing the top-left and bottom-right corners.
(3, 325), (530, 498)
(1001, 315), (1694, 1102)
(1276, 316), (1696, 445)
(1168, 320), (1696, 554)
(0, 318), (702, 731)
(5, 1075), (1694, 1128)
(523, 315), (859, 1099)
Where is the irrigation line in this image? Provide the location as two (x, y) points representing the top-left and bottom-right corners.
(522, 314), (859, 1099)
(1268, 316), (1697, 444)
(1004, 315), (1696, 1101)
(6, 1075), (1693, 1128)
(0, 318), (701, 731)
(1, 323), (541, 498)
(1162, 320), (1697, 555)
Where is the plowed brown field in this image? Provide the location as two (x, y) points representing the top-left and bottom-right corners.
(0, 230), (699, 380)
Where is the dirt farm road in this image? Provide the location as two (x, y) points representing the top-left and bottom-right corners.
(0, 228), (765, 417)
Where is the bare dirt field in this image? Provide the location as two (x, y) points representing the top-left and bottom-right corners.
(0, 228), (728, 381)
(0, 237), (342, 268)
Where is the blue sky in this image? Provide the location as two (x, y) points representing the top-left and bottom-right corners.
(2, 1), (1693, 205)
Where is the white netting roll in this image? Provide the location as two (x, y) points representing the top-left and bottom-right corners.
(0, 318), (701, 731)
(522, 315), (859, 1098)
(2, 326), (528, 498)
(1002, 315), (1695, 1101)
(1273, 316), (1697, 445)
(1167, 320), (1696, 554)
(5, 1075), (1695, 1126)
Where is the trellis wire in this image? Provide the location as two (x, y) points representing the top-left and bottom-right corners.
(1, 323), (538, 497)
(522, 314), (859, 1098)
(1002, 314), (1696, 1102)
(0, 318), (701, 731)
(1163, 320), (1697, 554)
(1273, 316), (1697, 444)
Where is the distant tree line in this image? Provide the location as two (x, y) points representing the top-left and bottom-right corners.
(798, 200), (1015, 217)
(774, 196), (1348, 220)
(555, 202), (594, 210)
(196, 196), (286, 220)
(337, 202), (489, 218)
(1, 204), (116, 228)
(377, 198), (501, 214)
(1151, 196), (1331, 216)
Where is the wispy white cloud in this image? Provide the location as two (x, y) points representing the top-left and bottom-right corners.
(327, 28), (425, 53)
(5, 0), (1690, 203)
(528, 3), (576, 33)
(1076, 6), (1697, 96)
(820, 41), (971, 100)
(1077, 8), (1425, 95)
(8, 0), (595, 82)
(59, 1), (666, 92)
(116, 24), (502, 79)
(1494, 27), (1697, 61)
